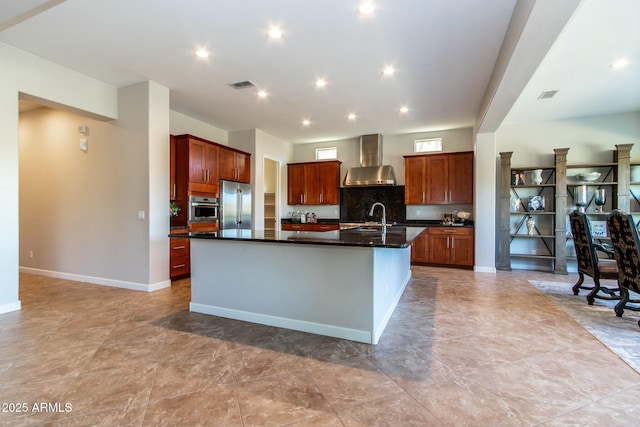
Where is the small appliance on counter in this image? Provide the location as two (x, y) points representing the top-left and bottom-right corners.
(220, 180), (252, 230)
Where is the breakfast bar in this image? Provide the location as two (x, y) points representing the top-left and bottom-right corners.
(173, 226), (425, 344)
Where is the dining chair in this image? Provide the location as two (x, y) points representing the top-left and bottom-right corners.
(568, 211), (620, 304)
(605, 209), (640, 327)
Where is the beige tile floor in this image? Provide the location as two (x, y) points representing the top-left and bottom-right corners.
(1, 267), (639, 426)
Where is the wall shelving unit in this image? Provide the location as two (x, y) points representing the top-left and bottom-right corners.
(498, 144), (634, 273)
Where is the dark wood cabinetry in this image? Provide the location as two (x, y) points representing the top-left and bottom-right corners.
(287, 161), (341, 205)
(404, 152), (473, 205)
(186, 137), (219, 195)
(282, 223), (339, 231)
(219, 147), (250, 183)
(428, 227), (474, 266)
(410, 231), (429, 263)
(411, 227), (474, 268)
(169, 235), (190, 279)
(170, 135), (176, 200)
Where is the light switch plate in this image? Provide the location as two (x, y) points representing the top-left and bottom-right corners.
(80, 138), (88, 152)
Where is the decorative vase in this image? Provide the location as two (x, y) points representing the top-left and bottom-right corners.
(511, 197), (521, 212)
(531, 169), (543, 185)
(526, 215), (535, 235)
(575, 185), (588, 212)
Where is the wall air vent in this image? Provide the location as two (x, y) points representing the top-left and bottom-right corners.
(229, 80), (256, 89)
(538, 90), (558, 99)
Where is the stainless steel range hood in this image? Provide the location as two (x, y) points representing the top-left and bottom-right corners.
(343, 134), (397, 186)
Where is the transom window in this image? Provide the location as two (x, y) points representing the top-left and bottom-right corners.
(316, 147), (337, 160)
(414, 138), (442, 153)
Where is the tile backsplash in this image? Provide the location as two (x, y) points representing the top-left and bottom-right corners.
(340, 186), (406, 223)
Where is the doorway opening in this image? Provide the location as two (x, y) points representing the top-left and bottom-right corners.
(263, 158), (279, 235)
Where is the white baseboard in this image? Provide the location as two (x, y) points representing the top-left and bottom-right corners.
(474, 266), (496, 273)
(19, 267), (171, 292)
(189, 302), (373, 344)
(0, 300), (21, 314)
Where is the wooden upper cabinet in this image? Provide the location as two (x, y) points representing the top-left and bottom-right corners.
(174, 134), (220, 198)
(404, 156), (427, 204)
(318, 161), (340, 205)
(287, 161), (341, 205)
(448, 152), (473, 204)
(170, 135), (176, 200)
(404, 152), (473, 205)
(219, 147), (251, 183)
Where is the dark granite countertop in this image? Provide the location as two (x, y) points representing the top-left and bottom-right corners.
(280, 218), (473, 228)
(170, 226), (426, 249)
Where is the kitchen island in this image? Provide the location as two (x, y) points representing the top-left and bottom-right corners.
(172, 226), (425, 344)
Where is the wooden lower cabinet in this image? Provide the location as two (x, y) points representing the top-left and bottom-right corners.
(170, 236), (190, 279)
(282, 223), (339, 231)
(411, 227), (474, 268)
(411, 231), (429, 263)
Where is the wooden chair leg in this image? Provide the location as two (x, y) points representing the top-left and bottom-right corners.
(572, 273), (585, 295)
(614, 287), (630, 317)
(586, 278), (601, 305)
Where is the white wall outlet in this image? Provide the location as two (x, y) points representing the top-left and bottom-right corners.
(416, 210), (421, 216)
(138, 210), (145, 220)
(80, 138), (88, 152)
(29, 250), (33, 259)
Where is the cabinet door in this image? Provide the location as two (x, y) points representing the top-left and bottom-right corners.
(411, 232), (429, 263)
(449, 152), (473, 204)
(451, 234), (474, 266)
(303, 164), (321, 204)
(288, 164), (306, 204)
(188, 139), (207, 184)
(235, 152), (251, 183)
(405, 157), (426, 204)
(218, 148), (236, 181)
(428, 234), (450, 264)
(319, 161), (340, 205)
(426, 155), (449, 204)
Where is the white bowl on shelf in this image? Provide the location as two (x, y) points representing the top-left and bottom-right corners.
(576, 172), (601, 183)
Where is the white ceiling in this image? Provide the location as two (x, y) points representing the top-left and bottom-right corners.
(1, 0), (638, 144)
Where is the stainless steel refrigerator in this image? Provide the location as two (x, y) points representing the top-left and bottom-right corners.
(220, 180), (252, 230)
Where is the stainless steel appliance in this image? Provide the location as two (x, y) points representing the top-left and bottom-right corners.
(188, 196), (219, 223)
(220, 180), (252, 230)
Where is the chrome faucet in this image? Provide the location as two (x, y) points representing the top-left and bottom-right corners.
(369, 202), (387, 233)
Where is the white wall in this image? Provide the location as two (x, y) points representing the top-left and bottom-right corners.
(18, 82), (171, 291)
(170, 110), (228, 144)
(1, 42), (118, 313)
(496, 112), (640, 166)
(229, 129), (294, 231)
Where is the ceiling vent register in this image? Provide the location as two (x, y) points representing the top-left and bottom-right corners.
(229, 80), (256, 89)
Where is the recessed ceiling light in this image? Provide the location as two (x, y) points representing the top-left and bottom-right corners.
(268, 27), (283, 39)
(195, 49), (210, 59)
(315, 79), (327, 88)
(610, 58), (629, 69)
(348, 113), (357, 121)
(358, 2), (375, 15)
(257, 90), (268, 98)
(382, 66), (395, 76)
(399, 106), (409, 113)
(302, 119), (311, 126)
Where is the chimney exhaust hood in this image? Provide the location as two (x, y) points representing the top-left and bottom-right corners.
(343, 134), (397, 186)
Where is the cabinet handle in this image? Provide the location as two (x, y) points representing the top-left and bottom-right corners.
(172, 264), (186, 269)
(300, 194), (303, 204)
(447, 237), (450, 249)
(320, 193), (323, 203)
(172, 184), (176, 199)
(444, 229), (456, 233)
(172, 245), (186, 250)
(451, 237), (455, 249)
(449, 191), (452, 202)
(422, 191), (425, 204)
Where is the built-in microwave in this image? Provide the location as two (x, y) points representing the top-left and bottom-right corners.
(188, 196), (219, 223)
